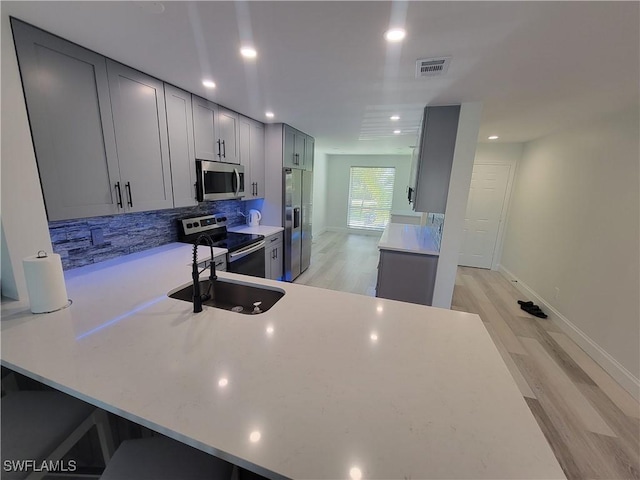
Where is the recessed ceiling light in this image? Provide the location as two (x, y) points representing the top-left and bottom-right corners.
(202, 80), (216, 89)
(240, 47), (257, 59)
(390, 115), (400, 121)
(393, 130), (401, 134)
(488, 135), (499, 140)
(265, 111), (275, 118)
(384, 28), (406, 42)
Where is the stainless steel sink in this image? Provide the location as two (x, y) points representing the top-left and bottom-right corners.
(168, 279), (285, 314)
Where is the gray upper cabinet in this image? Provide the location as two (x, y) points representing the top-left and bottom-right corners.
(164, 84), (197, 208)
(107, 60), (173, 213)
(250, 121), (265, 197)
(293, 129), (306, 168)
(11, 19), (121, 221)
(283, 125), (296, 168)
(192, 95), (219, 161)
(218, 107), (240, 164)
(239, 115), (265, 199)
(282, 124), (313, 170)
(410, 105), (460, 214)
(304, 135), (314, 171)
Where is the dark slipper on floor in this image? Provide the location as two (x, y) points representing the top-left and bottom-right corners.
(517, 300), (534, 306)
(521, 303), (548, 318)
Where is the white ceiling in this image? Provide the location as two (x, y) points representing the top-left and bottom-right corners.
(4, 1), (639, 155)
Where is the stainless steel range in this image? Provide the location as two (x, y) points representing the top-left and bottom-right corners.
(178, 214), (265, 278)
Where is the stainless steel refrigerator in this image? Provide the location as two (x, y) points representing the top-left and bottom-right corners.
(283, 168), (313, 281)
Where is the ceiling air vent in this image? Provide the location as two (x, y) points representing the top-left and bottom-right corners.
(415, 56), (451, 78)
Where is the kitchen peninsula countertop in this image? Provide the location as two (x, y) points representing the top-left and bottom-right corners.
(1, 243), (563, 479)
(228, 225), (284, 237)
(378, 222), (441, 255)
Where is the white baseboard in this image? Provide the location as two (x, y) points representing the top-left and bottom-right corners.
(497, 265), (640, 401)
(313, 227), (327, 236)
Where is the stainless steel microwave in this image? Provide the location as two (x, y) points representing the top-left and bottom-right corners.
(196, 161), (245, 201)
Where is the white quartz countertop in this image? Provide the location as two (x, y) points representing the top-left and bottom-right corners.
(228, 225), (284, 237)
(1, 243), (563, 480)
(378, 222), (441, 255)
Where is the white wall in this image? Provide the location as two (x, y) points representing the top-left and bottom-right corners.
(500, 107), (640, 394)
(1, 10), (53, 300)
(312, 151), (328, 235)
(325, 154), (411, 231)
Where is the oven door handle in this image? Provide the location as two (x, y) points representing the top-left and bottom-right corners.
(228, 240), (265, 262)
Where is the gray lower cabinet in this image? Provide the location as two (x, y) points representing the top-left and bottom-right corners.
(375, 249), (438, 306)
(264, 232), (284, 280)
(164, 84), (197, 207)
(11, 19), (122, 221)
(239, 116), (265, 199)
(107, 60), (173, 213)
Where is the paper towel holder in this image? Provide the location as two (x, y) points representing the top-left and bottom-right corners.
(24, 250), (73, 314)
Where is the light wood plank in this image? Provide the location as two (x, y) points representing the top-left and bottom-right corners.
(484, 323), (537, 399)
(520, 336), (616, 437)
(462, 274), (527, 355)
(549, 331), (640, 419)
(525, 397), (583, 480)
(577, 383), (640, 471)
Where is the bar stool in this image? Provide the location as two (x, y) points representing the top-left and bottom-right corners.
(100, 435), (234, 480)
(1, 390), (114, 480)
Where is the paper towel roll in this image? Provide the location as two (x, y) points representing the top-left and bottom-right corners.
(23, 251), (69, 313)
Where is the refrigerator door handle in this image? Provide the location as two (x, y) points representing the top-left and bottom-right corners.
(293, 207), (301, 229)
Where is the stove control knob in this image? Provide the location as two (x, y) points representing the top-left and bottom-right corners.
(220, 217), (227, 222)
(193, 222), (199, 227)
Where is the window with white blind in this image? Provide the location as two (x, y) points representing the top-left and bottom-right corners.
(347, 167), (396, 231)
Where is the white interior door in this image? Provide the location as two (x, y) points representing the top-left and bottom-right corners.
(459, 164), (511, 269)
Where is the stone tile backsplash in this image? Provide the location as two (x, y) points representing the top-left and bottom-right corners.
(50, 201), (246, 270)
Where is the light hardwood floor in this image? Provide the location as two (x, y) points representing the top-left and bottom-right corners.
(294, 230), (381, 296)
(297, 230), (640, 480)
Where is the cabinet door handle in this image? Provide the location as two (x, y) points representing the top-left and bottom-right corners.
(115, 182), (123, 208)
(255, 182), (258, 196)
(294, 153), (299, 165)
(217, 139), (222, 158)
(275, 247), (278, 259)
(125, 182), (133, 207)
(194, 182), (198, 200)
(222, 140), (226, 158)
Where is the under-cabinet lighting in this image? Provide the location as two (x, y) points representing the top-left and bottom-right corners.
(488, 135), (499, 140)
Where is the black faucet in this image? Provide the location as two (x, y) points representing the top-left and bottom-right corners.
(192, 235), (218, 313)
